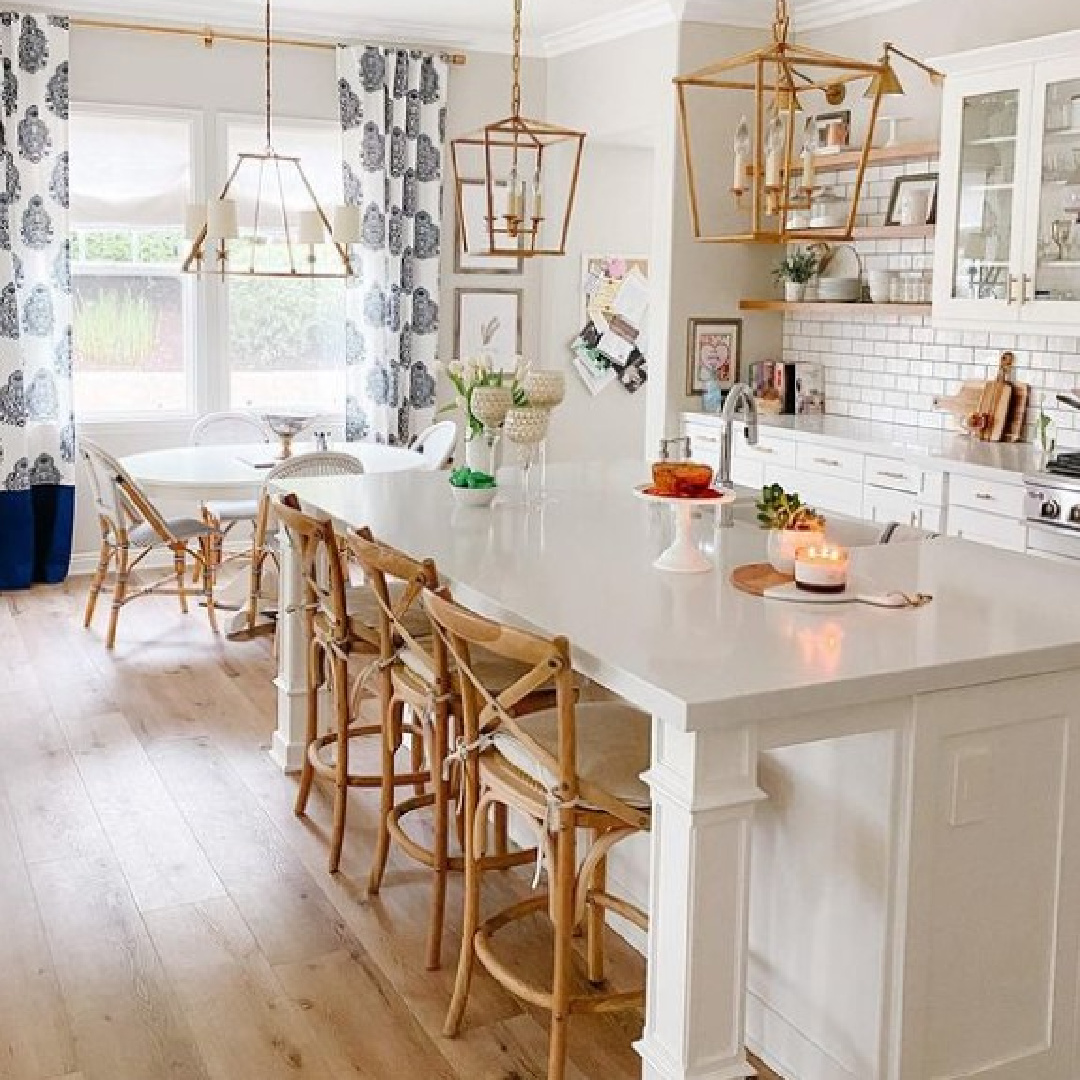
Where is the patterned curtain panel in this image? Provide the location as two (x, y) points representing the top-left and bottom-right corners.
(0, 13), (72, 590)
(337, 46), (447, 444)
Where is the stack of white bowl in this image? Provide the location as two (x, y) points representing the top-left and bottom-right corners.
(867, 270), (893, 303)
(816, 277), (862, 302)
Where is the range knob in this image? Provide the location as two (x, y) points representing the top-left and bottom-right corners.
(1042, 499), (1062, 520)
(1071, 504), (1080, 525)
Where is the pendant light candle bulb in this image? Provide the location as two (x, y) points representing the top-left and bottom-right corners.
(764, 111), (784, 189)
(732, 115), (751, 194)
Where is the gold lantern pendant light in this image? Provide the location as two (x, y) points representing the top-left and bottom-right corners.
(674, 0), (943, 245)
(182, 0), (359, 278)
(451, 0), (586, 258)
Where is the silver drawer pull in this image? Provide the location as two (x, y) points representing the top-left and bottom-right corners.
(754, 446), (775, 455)
(695, 436), (719, 446)
(878, 470), (907, 481)
(975, 492), (995, 502)
(814, 456), (843, 468)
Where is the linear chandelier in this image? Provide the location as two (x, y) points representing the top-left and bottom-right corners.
(674, 0), (943, 245)
(182, 0), (358, 278)
(450, 0), (586, 259)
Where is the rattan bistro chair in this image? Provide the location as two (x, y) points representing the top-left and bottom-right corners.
(423, 590), (652, 1080)
(346, 528), (546, 970)
(80, 439), (220, 649)
(272, 493), (428, 874)
(243, 451), (365, 632)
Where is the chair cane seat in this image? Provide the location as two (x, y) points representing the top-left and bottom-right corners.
(398, 643), (534, 695)
(128, 518), (219, 548)
(344, 585), (431, 644)
(492, 702), (652, 812)
(203, 498), (259, 523)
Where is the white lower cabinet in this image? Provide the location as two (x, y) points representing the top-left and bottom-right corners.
(681, 416), (1033, 549)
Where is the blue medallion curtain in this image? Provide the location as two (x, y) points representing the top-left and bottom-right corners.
(0, 13), (72, 590)
(337, 46), (447, 445)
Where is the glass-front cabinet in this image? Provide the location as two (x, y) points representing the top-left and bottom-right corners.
(934, 35), (1080, 330)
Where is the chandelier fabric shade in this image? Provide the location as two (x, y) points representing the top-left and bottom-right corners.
(673, 0), (943, 245)
(182, 0), (358, 278)
(450, 0), (585, 259)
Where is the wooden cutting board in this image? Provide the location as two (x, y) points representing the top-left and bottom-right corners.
(934, 381), (986, 431)
(975, 351), (1015, 442)
(1003, 381), (1030, 443)
(731, 563), (794, 597)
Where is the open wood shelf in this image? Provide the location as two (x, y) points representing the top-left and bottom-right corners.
(850, 224), (935, 241)
(750, 141), (940, 178)
(740, 299), (933, 315)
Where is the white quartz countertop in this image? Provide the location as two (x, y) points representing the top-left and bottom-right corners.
(682, 411), (1048, 481)
(283, 462), (1080, 731)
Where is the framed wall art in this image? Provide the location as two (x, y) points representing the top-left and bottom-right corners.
(885, 172), (939, 226)
(686, 317), (742, 395)
(454, 288), (523, 365)
(454, 177), (524, 275)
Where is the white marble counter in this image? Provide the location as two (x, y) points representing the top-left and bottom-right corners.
(281, 462), (1080, 732)
(682, 410), (1048, 481)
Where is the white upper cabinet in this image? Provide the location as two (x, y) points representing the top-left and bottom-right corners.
(933, 31), (1080, 332)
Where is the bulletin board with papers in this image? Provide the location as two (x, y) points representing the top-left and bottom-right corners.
(571, 255), (650, 397)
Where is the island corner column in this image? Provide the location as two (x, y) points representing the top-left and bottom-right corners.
(271, 514), (309, 773)
(637, 717), (767, 1080)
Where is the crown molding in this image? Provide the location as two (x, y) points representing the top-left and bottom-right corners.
(790, 0), (924, 31)
(670, 0), (923, 31)
(543, 1), (674, 58)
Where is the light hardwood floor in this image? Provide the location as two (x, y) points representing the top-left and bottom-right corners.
(0, 581), (781, 1080)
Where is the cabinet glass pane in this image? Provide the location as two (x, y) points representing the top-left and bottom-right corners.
(949, 90), (1019, 301)
(1033, 78), (1080, 302)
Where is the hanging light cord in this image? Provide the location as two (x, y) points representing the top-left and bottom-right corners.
(264, 0), (273, 151)
(773, 0), (790, 44)
(510, 0), (523, 119)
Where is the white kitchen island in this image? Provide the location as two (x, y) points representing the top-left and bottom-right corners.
(274, 462), (1080, 1080)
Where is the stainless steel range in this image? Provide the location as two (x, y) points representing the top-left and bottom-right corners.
(1025, 453), (1080, 560)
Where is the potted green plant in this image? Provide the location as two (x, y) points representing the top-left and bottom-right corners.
(756, 483), (827, 573)
(773, 248), (819, 302)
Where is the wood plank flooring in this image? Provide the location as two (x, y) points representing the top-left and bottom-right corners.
(0, 581), (781, 1080)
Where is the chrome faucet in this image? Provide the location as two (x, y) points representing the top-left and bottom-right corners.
(717, 382), (759, 527)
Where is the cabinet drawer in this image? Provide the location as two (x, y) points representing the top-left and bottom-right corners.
(865, 455), (920, 494)
(731, 457), (765, 491)
(948, 506), (1027, 552)
(773, 468), (864, 519)
(864, 487), (918, 525)
(795, 441), (865, 483)
(735, 432), (796, 469)
(949, 474), (1025, 519)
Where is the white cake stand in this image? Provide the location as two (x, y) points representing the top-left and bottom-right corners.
(634, 485), (736, 574)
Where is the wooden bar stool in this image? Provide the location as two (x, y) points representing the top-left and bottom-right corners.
(346, 527), (543, 970)
(423, 590), (652, 1080)
(272, 494), (428, 874)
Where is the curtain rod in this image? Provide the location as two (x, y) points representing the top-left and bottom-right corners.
(68, 16), (468, 65)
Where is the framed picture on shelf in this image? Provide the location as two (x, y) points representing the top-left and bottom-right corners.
(686, 317), (742, 395)
(454, 177), (524, 275)
(454, 288), (523, 366)
(885, 172), (939, 226)
(813, 109), (851, 153)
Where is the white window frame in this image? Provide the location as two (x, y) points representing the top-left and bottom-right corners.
(71, 101), (204, 429)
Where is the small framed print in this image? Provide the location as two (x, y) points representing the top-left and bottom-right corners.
(454, 177), (523, 275)
(686, 317), (742, 394)
(454, 288), (523, 366)
(885, 172), (939, 226)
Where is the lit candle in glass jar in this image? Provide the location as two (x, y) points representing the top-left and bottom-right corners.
(794, 545), (850, 594)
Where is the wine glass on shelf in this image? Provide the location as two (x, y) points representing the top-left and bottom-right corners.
(1052, 218), (1073, 261)
(503, 406), (550, 507)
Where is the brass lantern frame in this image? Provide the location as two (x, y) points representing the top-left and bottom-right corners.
(451, 0), (586, 259)
(674, 0), (894, 245)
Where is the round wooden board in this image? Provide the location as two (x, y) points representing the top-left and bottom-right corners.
(731, 563), (794, 597)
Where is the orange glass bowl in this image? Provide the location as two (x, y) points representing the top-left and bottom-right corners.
(650, 462), (715, 497)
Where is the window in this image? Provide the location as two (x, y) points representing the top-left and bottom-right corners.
(71, 109), (196, 418)
(222, 118), (346, 414)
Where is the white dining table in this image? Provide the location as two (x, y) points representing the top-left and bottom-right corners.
(271, 462), (1080, 1080)
(121, 441), (424, 503)
(120, 441), (425, 635)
